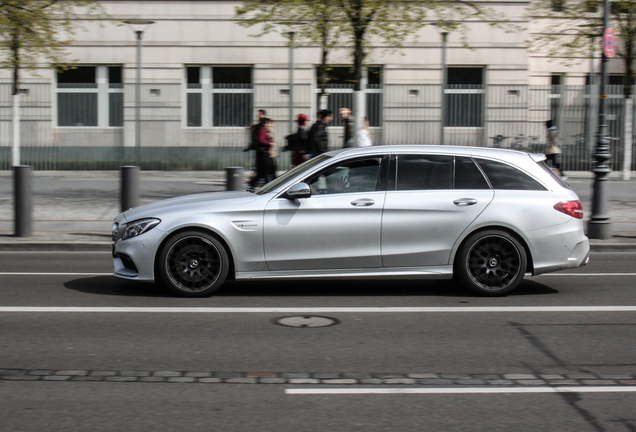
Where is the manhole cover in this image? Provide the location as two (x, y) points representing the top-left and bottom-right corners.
(273, 315), (339, 328)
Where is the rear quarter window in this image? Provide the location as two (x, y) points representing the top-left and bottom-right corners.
(475, 159), (547, 191)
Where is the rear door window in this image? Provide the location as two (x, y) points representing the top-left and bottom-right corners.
(455, 157), (490, 189)
(396, 155), (453, 190)
(475, 159), (547, 191)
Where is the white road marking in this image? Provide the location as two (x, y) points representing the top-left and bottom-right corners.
(0, 273), (111, 276)
(2, 306), (636, 313)
(286, 387), (636, 395)
(537, 273), (636, 277)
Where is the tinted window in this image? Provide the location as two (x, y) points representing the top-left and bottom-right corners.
(455, 157), (490, 189)
(475, 159), (547, 191)
(396, 155), (453, 190)
(307, 158), (382, 195)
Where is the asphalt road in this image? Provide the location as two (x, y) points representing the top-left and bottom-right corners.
(2, 251), (636, 431)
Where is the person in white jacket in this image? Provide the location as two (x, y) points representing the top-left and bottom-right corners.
(357, 117), (372, 147)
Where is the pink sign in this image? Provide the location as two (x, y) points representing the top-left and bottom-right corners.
(603, 29), (616, 58)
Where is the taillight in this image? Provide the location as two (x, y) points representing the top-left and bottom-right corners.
(554, 200), (583, 219)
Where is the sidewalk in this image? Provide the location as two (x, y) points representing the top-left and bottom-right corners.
(0, 170), (635, 251)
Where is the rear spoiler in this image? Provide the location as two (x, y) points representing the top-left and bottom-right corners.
(529, 153), (546, 162)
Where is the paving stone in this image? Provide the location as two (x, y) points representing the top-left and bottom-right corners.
(408, 374), (439, 379)
(360, 378), (384, 384)
(548, 380), (580, 385)
(259, 378), (287, 384)
(168, 377), (196, 383)
(417, 379), (453, 385)
(540, 374), (566, 380)
(2, 375), (41, 381)
(567, 374), (598, 379)
(322, 379), (358, 385)
(618, 380), (636, 385)
(440, 374), (472, 380)
(139, 377), (167, 382)
(185, 372), (212, 378)
(120, 371), (150, 377)
(55, 370), (88, 376)
(281, 373), (310, 379)
(153, 371), (182, 377)
(43, 375), (72, 381)
(213, 372), (244, 379)
(516, 380), (546, 386)
(374, 374), (406, 379)
(581, 380), (616, 385)
(487, 380), (515, 385)
(198, 378), (223, 383)
(0, 369), (23, 375)
(246, 372), (277, 378)
(455, 379), (486, 385)
(90, 371), (118, 377)
(104, 376), (138, 382)
(342, 373), (373, 379)
(224, 378), (258, 384)
(383, 378), (417, 385)
(312, 373), (341, 379)
(599, 374), (634, 380)
(28, 370), (54, 376)
(472, 374), (502, 380)
(71, 376), (104, 381)
(503, 374), (537, 380)
(289, 378), (320, 384)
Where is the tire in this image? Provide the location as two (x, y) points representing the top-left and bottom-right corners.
(158, 230), (229, 297)
(455, 230), (527, 296)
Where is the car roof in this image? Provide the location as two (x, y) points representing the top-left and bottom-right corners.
(327, 145), (544, 162)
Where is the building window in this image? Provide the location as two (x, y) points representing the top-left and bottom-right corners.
(186, 66), (253, 127)
(315, 67), (383, 127)
(56, 66), (123, 127)
(550, 74), (563, 125)
(444, 67), (484, 127)
(551, 0), (565, 12)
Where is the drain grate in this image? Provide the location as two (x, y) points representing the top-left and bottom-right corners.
(273, 315), (339, 328)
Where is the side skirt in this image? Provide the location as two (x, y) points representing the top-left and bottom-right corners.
(236, 266), (454, 281)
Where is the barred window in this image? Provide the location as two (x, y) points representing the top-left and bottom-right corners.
(186, 66), (253, 127)
(56, 66), (123, 127)
(444, 67), (484, 128)
(315, 67), (382, 127)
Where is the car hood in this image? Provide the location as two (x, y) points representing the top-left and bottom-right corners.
(119, 191), (259, 223)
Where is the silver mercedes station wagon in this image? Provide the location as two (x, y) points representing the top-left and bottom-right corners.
(112, 146), (589, 297)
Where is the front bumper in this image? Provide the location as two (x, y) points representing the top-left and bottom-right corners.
(112, 227), (166, 281)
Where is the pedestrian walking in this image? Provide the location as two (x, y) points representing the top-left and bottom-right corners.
(257, 118), (277, 184)
(285, 114), (311, 166)
(545, 120), (566, 179)
(356, 116), (372, 147)
(339, 107), (356, 148)
(308, 109), (333, 157)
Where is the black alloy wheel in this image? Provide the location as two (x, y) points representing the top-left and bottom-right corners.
(159, 231), (229, 297)
(456, 230), (527, 296)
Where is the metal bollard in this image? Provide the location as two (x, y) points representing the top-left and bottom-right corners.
(13, 165), (32, 237)
(226, 166), (244, 191)
(121, 165), (140, 212)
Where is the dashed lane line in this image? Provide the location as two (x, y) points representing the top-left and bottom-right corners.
(2, 306), (636, 313)
(286, 387), (636, 395)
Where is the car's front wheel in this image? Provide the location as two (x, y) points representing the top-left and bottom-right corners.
(158, 231), (229, 297)
(455, 230), (527, 296)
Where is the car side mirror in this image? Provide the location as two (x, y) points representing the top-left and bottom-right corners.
(286, 182), (311, 199)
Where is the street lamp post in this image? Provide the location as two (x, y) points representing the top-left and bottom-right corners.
(588, 0), (612, 239)
(288, 31), (295, 134)
(440, 31), (448, 146)
(124, 20), (155, 164)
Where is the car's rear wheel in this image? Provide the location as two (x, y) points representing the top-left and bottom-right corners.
(159, 231), (229, 297)
(455, 230), (527, 296)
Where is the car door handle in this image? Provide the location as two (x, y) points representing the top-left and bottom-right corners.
(453, 198), (478, 206)
(351, 199), (375, 207)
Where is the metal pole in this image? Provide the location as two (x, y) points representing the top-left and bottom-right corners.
(588, 0), (612, 239)
(14, 165), (32, 237)
(12, 94), (20, 166)
(135, 30), (142, 165)
(587, 36), (597, 156)
(288, 32), (295, 134)
(441, 32), (448, 146)
(226, 166), (244, 191)
(121, 165), (140, 212)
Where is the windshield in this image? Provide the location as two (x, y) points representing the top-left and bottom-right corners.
(255, 154), (332, 195)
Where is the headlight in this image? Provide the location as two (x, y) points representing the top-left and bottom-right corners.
(122, 218), (161, 240)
